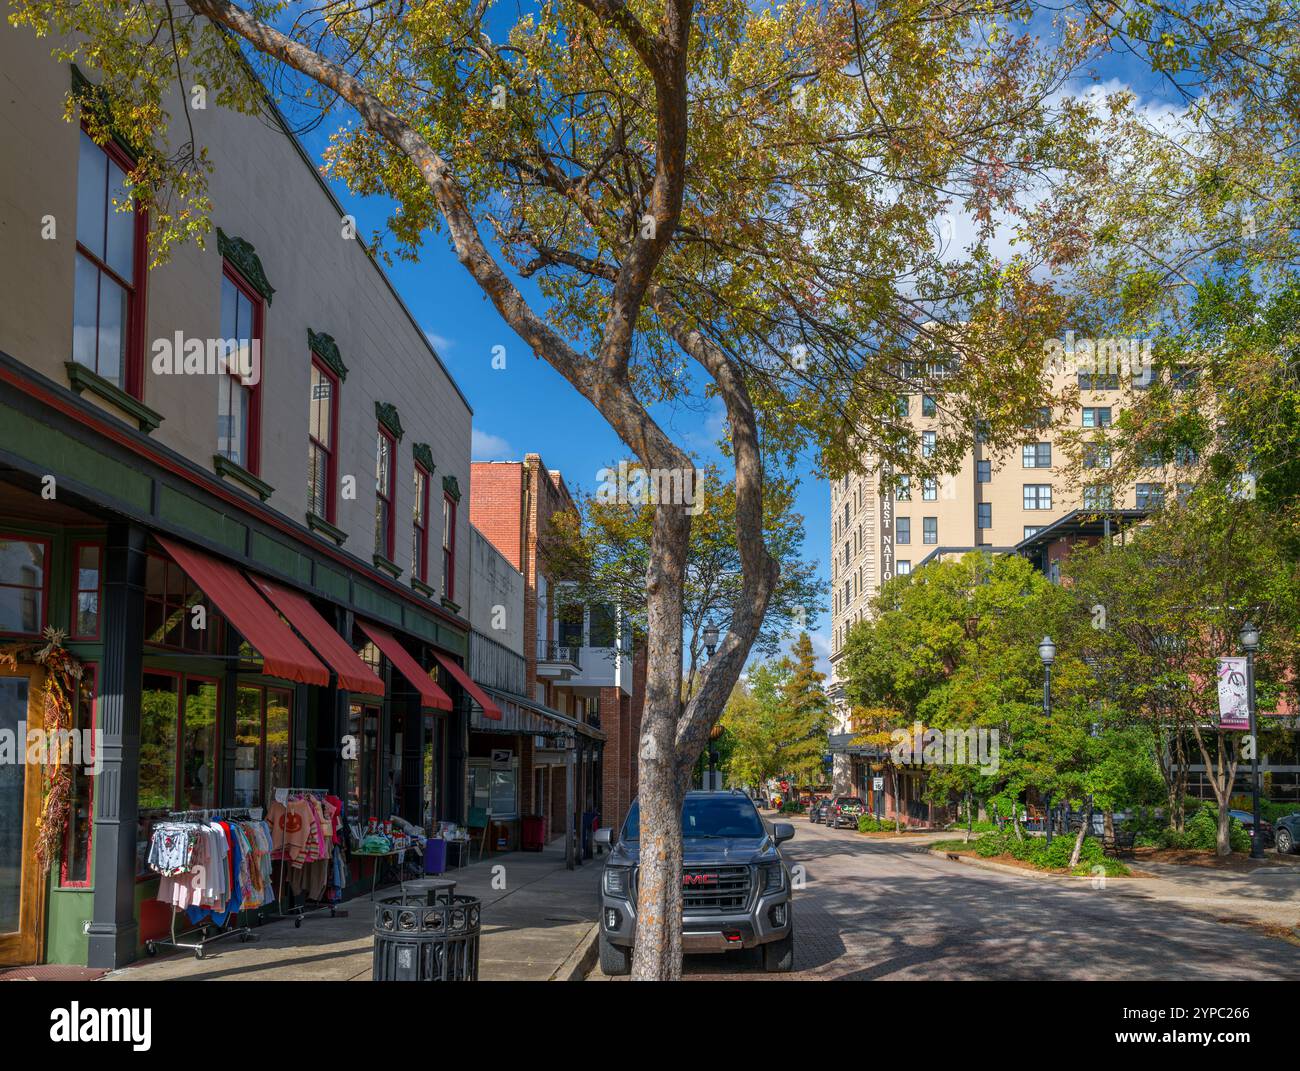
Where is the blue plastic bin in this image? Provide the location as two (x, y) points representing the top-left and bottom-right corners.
(424, 837), (447, 875)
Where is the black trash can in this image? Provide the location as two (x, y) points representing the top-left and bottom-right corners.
(372, 892), (480, 981)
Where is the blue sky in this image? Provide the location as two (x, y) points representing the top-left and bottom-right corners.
(280, 13), (1175, 678)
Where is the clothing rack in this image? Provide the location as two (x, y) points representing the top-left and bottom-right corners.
(145, 808), (259, 960)
(265, 788), (348, 926)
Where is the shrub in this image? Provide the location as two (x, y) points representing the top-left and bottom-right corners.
(1177, 805), (1251, 852)
(780, 800), (806, 814)
(857, 815), (895, 832)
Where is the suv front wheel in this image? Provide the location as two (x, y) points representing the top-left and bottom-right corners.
(762, 925), (795, 973)
(599, 933), (632, 976)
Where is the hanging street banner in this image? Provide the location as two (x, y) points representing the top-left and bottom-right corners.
(1216, 656), (1250, 730)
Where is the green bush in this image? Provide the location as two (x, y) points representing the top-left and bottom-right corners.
(1174, 805), (1252, 852)
(780, 800), (806, 814)
(857, 815), (895, 832)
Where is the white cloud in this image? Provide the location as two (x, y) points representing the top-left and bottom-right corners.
(471, 428), (514, 461)
(425, 331), (455, 353)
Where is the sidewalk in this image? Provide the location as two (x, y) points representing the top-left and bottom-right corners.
(926, 845), (1300, 933)
(105, 842), (601, 982)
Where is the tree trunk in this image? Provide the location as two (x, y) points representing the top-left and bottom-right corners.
(629, 503), (692, 981)
(1103, 809), (1116, 845)
(1012, 805), (1024, 842)
(1068, 799), (1090, 868)
(964, 790), (973, 844)
(1216, 805), (1232, 857)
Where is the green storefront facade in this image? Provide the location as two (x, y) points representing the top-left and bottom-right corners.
(0, 354), (473, 968)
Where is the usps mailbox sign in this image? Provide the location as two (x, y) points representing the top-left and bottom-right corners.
(1216, 657), (1250, 730)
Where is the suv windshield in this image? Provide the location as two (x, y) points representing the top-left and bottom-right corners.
(621, 797), (765, 841)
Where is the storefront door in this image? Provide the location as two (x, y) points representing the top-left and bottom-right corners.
(0, 665), (46, 965)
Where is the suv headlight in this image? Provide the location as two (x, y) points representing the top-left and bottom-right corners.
(761, 863), (786, 893)
(603, 866), (630, 898)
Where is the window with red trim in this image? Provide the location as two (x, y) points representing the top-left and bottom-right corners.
(375, 426), (396, 559)
(442, 493), (456, 601)
(0, 535), (50, 636)
(412, 462), (430, 582)
(71, 542), (103, 639)
(216, 268), (263, 473)
(143, 552), (226, 654)
(72, 129), (146, 395)
(307, 357), (339, 521)
(61, 664), (97, 887)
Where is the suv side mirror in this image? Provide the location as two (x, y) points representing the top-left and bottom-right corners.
(772, 822), (795, 845)
(594, 827), (614, 848)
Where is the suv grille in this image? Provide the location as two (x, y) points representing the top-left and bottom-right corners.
(681, 865), (752, 913)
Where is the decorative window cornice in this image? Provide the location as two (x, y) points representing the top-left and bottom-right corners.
(412, 442), (435, 472)
(217, 228), (275, 304)
(376, 401), (404, 441)
(442, 474), (461, 502)
(308, 329), (347, 381)
(70, 64), (139, 158)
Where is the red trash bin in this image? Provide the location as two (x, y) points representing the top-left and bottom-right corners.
(521, 815), (546, 852)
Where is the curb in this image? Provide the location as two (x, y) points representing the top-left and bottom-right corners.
(551, 922), (600, 981)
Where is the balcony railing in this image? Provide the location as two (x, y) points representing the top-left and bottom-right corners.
(537, 640), (582, 669)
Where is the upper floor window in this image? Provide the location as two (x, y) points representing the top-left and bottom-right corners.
(922, 395), (937, 417)
(896, 517), (911, 545)
(1023, 484), (1053, 510)
(896, 561), (912, 576)
(977, 460), (991, 483)
(1083, 484), (1114, 510)
(412, 462), (431, 582)
(921, 431), (936, 458)
(923, 517), (938, 544)
(1136, 482), (1165, 510)
(1084, 445), (1112, 470)
(922, 477), (937, 501)
(307, 359), (339, 521)
(442, 492), (457, 601)
(73, 130), (145, 394)
(375, 427), (397, 560)
(1022, 443), (1052, 469)
(896, 476), (911, 501)
(216, 270), (263, 473)
(977, 503), (992, 530)
(1079, 370), (1119, 390)
(1082, 407), (1112, 428)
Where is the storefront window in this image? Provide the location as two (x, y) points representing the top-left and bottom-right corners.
(62, 666), (96, 886)
(470, 764), (517, 817)
(181, 677), (218, 808)
(346, 702), (380, 826)
(144, 554), (226, 654)
(71, 543), (101, 639)
(0, 537), (47, 635)
(138, 672), (179, 876)
(234, 686), (264, 809)
(265, 687), (292, 800)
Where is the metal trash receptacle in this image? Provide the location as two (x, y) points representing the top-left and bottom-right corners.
(372, 892), (480, 981)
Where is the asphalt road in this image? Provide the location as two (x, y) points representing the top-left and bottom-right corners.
(665, 817), (1300, 980)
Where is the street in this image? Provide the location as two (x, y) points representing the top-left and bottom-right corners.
(640, 818), (1300, 980)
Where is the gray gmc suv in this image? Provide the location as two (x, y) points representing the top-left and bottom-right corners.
(594, 789), (796, 975)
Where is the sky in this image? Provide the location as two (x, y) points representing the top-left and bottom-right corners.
(276, 9), (1176, 680)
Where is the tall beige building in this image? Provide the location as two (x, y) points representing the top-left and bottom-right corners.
(825, 368), (1192, 797)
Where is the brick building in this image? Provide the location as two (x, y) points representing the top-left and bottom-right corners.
(470, 455), (642, 839)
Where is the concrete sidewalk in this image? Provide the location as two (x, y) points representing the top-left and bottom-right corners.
(106, 842), (601, 982)
(925, 845), (1300, 933)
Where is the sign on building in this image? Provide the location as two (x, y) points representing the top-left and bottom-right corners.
(879, 463), (894, 584)
(491, 747), (513, 769)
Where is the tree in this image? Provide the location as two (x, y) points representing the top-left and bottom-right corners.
(544, 464), (826, 703)
(21, 0), (1254, 978)
(719, 679), (780, 790)
(773, 632), (831, 785)
(1063, 501), (1300, 855)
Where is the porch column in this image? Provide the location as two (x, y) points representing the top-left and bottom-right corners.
(87, 523), (146, 969)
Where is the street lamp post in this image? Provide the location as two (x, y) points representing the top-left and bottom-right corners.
(1038, 636), (1056, 846)
(1240, 622), (1264, 860)
(703, 625), (720, 789)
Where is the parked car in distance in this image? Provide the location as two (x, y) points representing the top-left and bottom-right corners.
(809, 798), (830, 824)
(826, 796), (866, 829)
(1275, 812), (1299, 855)
(1229, 809), (1274, 847)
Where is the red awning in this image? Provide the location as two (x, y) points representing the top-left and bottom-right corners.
(356, 621), (452, 711)
(155, 536), (328, 686)
(430, 648), (502, 721)
(249, 576), (385, 696)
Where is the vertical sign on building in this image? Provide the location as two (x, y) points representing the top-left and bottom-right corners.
(879, 463), (894, 584)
